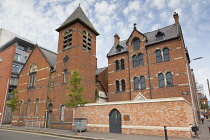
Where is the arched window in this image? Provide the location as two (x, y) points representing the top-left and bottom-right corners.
(60, 105), (65, 121)
(63, 28), (72, 49)
(34, 98), (39, 117)
(158, 73), (165, 87)
(166, 72), (173, 86)
(121, 79), (125, 91)
(132, 55), (138, 67)
(134, 77), (139, 90)
(138, 53), (144, 66)
(116, 80), (120, 92)
(83, 30), (92, 52)
(140, 76), (146, 89)
(115, 60), (119, 70)
(163, 48), (170, 61)
(156, 50), (162, 63)
(156, 31), (164, 41)
(133, 37), (140, 50)
(27, 99), (31, 116)
(19, 100), (23, 116)
(121, 59), (124, 70)
(28, 63), (37, 89)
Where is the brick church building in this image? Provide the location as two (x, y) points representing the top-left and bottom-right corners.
(10, 6), (199, 138)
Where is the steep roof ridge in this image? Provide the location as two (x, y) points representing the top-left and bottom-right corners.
(38, 46), (57, 67)
(56, 6), (99, 35)
(96, 67), (108, 75)
(144, 24), (176, 35)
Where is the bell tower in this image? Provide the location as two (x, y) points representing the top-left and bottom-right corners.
(56, 6), (99, 102)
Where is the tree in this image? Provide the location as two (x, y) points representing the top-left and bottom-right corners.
(66, 69), (89, 109)
(65, 70), (89, 134)
(200, 100), (208, 110)
(7, 89), (20, 112)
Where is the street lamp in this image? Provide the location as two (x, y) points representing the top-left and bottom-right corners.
(186, 57), (203, 125)
(0, 76), (10, 126)
(207, 79), (210, 100)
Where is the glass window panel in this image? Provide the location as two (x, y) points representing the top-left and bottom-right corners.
(166, 72), (173, 86)
(163, 48), (170, 61)
(139, 53), (144, 66)
(158, 73), (165, 87)
(134, 77), (139, 90)
(140, 76), (146, 89)
(156, 50), (162, 63)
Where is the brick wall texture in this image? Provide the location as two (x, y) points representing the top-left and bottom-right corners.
(75, 98), (194, 138)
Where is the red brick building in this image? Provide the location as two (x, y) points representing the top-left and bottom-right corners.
(9, 6), (199, 137)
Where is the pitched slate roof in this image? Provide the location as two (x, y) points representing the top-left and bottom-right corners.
(56, 6), (99, 35)
(107, 40), (128, 57)
(96, 67), (107, 75)
(145, 24), (179, 45)
(107, 24), (180, 57)
(39, 47), (57, 67)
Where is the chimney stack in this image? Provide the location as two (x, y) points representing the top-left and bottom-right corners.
(114, 33), (120, 45)
(173, 12), (179, 24)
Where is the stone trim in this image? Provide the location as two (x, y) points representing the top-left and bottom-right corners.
(84, 97), (190, 106)
(87, 124), (191, 131)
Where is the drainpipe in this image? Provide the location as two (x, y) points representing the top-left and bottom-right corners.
(127, 51), (132, 100)
(146, 46), (152, 99)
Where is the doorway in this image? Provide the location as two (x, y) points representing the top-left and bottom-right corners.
(109, 109), (122, 133)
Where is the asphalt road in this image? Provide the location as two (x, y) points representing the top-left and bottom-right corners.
(0, 129), (80, 140)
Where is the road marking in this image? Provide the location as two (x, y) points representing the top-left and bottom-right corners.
(0, 129), (81, 140)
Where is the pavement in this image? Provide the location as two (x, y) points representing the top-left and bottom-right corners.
(0, 121), (209, 140)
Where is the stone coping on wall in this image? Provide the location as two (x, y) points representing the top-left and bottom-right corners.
(87, 124), (191, 131)
(85, 97), (191, 106)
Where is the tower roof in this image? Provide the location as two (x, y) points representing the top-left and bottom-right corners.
(56, 6), (99, 35)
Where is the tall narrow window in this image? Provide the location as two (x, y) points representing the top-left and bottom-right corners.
(138, 53), (144, 66)
(121, 79), (125, 91)
(63, 69), (68, 83)
(156, 50), (162, 63)
(133, 37), (140, 50)
(134, 77), (139, 90)
(166, 72), (173, 86)
(27, 99), (31, 116)
(140, 76), (146, 89)
(116, 80), (120, 92)
(121, 59), (124, 70)
(60, 105), (65, 121)
(115, 60), (119, 70)
(28, 63), (37, 89)
(35, 98), (39, 117)
(19, 100), (23, 116)
(132, 55), (138, 67)
(63, 28), (72, 49)
(158, 73), (165, 87)
(163, 48), (170, 61)
(83, 30), (92, 52)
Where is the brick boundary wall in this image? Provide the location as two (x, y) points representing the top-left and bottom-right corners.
(75, 97), (194, 138)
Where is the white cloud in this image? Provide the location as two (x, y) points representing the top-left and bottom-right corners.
(152, 0), (166, 9)
(123, 0), (141, 16)
(168, 0), (182, 9)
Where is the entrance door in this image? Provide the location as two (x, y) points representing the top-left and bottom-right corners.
(109, 109), (122, 133)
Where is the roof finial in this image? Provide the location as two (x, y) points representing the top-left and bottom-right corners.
(133, 23), (137, 30)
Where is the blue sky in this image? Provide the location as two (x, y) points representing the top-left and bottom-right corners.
(0, 0), (210, 100)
